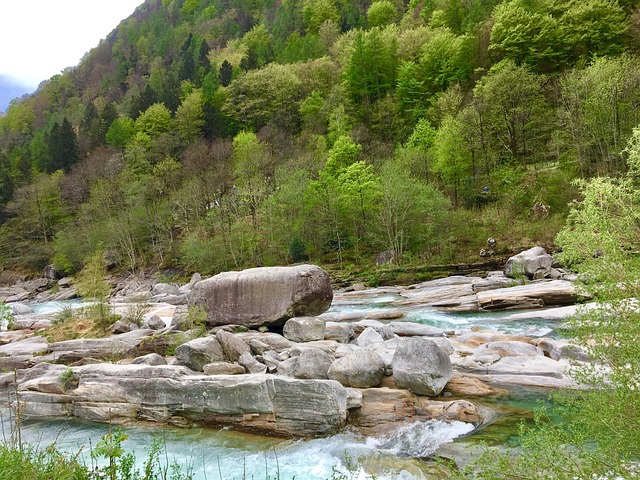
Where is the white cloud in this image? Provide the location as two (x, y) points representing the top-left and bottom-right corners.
(0, 0), (142, 88)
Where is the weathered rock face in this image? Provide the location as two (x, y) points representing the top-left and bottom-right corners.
(504, 246), (555, 279)
(392, 338), (453, 396)
(327, 350), (385, 388)
(189, 265), (333, 328)
(7, 364), (348, 437)
(291, 349), (333, 379)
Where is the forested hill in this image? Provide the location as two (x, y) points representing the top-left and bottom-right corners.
(0, 0), (639, 277)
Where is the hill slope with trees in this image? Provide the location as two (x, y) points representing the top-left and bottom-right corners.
(1, 0), (639, 277)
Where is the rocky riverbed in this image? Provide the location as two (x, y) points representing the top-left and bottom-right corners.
(0, 248), (591, 463)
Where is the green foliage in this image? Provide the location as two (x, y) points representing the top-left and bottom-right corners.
(0, 304), (15, 330)
(134, 103), (172, 137)
(106, 117), (135, 152)
(59, 366), (76, 389)
(367, 0), (398, 27)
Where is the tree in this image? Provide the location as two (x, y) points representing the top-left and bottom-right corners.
(135, 103), (172, 137)
(45, 118), (80, 173)
(175, 89), (205, 144)
(106, 117), (135, 153)
(367, 1), (398, 27)
(219, 60), (233, 87)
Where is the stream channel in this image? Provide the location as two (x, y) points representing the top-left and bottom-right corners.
(3, 295), (568, 479)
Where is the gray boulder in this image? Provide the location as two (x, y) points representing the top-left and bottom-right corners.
(324, 322), (355, 344)
(293, 349), (333, 379)
(392, 337), (453, 396)
(189, 265), (333, 328)
(152, 283), (180, 296)
(144, 315), (166, 330)
(238, 351), (267, 374)
(327, 350), (385, 388)
(131, 353), (167, 366)
(11, 303), (32, 316)
(283, 317), (326, 343)
(174, 336), (224, 371)
(504, 246), (555, 279)
(216, 330), (250, 362)
(356, 327), (384, 347)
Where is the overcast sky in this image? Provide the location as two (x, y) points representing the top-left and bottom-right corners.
(0, 0), (143, 91)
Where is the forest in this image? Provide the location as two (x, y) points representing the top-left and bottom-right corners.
(1, 0), (639, 277)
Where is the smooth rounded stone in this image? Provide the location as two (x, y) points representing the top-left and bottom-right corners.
(392, 337), (453, 396)
(203, 362), (246, 375)
(152, 283), (180, 296)
(346, 388), (363, 409)
(388, 322), (445, 337)
(532, 338), (589, 362)
(504, 246), (555, 279)
(174, 336), (224, 372)
(111, 320), (133, 334)
(189, 265), (333, 328)
(324, 322), (355, 343)
(58, 277), (73, 287)
(443, 373), (507, 397)
(415, 398), (482, 424)
(131, 353), (167, 366)
(216, 330), (250, 362)
(364, 340), (397, 376)
(10, 302), (31, 315)
(283, 317), (326, 343)
(356, 326), (384, 347)
(293, 349), (332, 379)
(335, 344), (358, 358)
(327, 350), (385, 388)
(292, 340), (340, 356)
(243, 333), (294, 354)
(144, 315), (166, 330)
(238, 351), (267, 374)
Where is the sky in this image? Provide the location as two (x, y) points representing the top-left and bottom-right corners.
(0, 0), (143, 107)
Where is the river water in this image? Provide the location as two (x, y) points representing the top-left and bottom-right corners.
(8, 296), (568, 479)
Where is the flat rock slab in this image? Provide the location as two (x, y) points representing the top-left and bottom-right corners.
(11, 364), (347, 437)
(476, 280), (584, 310)
(189, 265), (333, 328)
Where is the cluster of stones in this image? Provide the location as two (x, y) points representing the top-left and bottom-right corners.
(0, 249), (588, 439)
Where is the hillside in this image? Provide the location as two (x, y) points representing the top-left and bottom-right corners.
(0, 0), (639, 277)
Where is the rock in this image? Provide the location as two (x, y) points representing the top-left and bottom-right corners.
(144, 315), (166, 330)
(5, 292), (30, 303)
(216, 330), (250, 362)
(476, 280), (583, 310)
(344, 283), (366, 292)
(327, 350), (385, 388)
(393, 337), (453, 396)
(324, 322), (355, 343)
(366, 309), (405, 320)
(178, 273), (202, 294)
(189, 265), (333, 328)
(346, 388), (363, 409)
(351, 319), (385, 334)
(504, 246), (555, 279)
(387, 322), (445, 337)
(174, 336), (224, 371)
(131, 353), (167, 366)
(49, 287), (78, 301)
(152, 283), (180, 296)
(0, 336), (48, 356)
(350, 388), (415, 431)
(58, 277), (73, 287)
(356, 327), (384, 347)
(443, 373), (506, 397)
(246, 333), (294, 355)
(474, 341), (543, 358)
(258, 351), (280, 373)
(238, 352), (267, 374)
(11, 302), (32, 316)
(283, 317), (326, 343)
(203, 362), (246, 375)
(44, 265), (60, 280)
(292, 349), (333, 379)
(532, 338), (589, 362)
(9, 364), (348, 436)
(415, 398), (482, 423)
(110, 320), (132, 334)
(155, 294), (188, 305)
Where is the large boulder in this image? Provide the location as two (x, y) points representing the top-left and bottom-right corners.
(189, 265), (333, 328)
(292, 349), (333, 379)
(327, 350), (385, 388)
(392, 337), (453, 396)
(504, 246), (555, 279)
